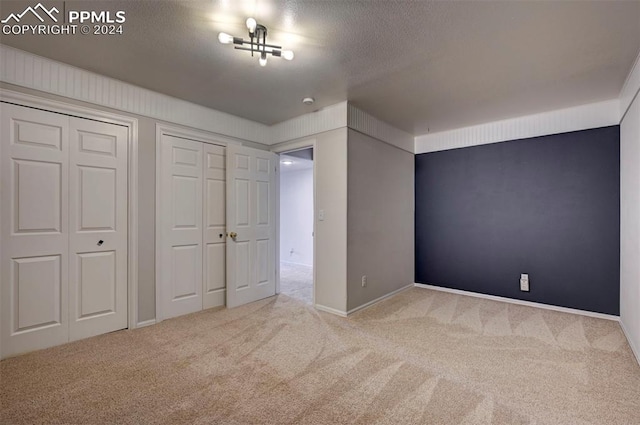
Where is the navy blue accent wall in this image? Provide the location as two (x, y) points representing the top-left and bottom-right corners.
(415, 126), (620, 315)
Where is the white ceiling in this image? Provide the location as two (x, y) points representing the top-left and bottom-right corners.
(1, 0), (639, 135)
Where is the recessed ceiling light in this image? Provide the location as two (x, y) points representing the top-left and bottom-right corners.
(282, 160), (294, 165)
(302, 97), (315, 105)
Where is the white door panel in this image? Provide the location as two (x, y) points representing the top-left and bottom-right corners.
(226, 145), (277, 308)
(12, 255), (63, 332)
(1, 104), (130, 358)
(1, 104), (69, 358)
(68, 117), (128, 341)
(203, 144), (226, 309)
(160, 136), (203, 318)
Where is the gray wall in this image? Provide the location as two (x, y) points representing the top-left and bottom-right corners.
(347, 129), (415, 311)
(415, 126), (620, 315)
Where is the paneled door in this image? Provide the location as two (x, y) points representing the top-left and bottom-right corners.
(0, 103), (129, 358)
(159, 136), (204, 319)
(203, 144), (226, 309)
(68, 118), (128, 341)
(226, 145), (278, 308)
(1, 104), (70, 357)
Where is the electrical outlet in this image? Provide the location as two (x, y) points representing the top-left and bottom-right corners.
(361, 275), (367, 287)
(520, 273), (529, 292)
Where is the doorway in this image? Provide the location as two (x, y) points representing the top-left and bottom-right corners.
(279, 148), (314, 304)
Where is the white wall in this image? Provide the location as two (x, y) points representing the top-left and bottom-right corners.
(347, 129), (415, 311)
(314, 128), (349, 313)
(620, 91), (640, 364)
(280, 167), (314, 267)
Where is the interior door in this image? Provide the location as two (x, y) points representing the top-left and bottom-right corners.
(203, 143), (226, 309)
(160, 135), (203, 318)
(226, 145), (278, 308)
(1, 103), (70, 358)
(68, 118), (128, 341)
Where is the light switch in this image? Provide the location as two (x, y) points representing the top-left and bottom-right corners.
(318, 209), (325, 221)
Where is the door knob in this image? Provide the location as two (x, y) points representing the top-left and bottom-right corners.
(228, 232), (238, 239)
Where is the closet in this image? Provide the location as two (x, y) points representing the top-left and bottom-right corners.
(158, 134), (226, 319)
(1, 103), (129, 358)
(156, 131), (279, 319)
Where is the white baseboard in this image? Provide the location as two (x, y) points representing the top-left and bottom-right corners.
(136, 319), (157, 328)
(619, 319), (640, 366)
(414, 283), (620, 321)
(347, 284), (415, 315)
(314, 304), (348, 317)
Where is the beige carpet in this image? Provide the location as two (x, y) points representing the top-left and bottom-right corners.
(280, 262), (313, 305)
(1, 287), (639, 425)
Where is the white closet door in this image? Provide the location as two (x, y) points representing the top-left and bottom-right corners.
(203, 144), (226, 309)
(226, 145), (277, 308)
(68, 118), (128, 341)
(160, 135), (203, 318)
(1, 104), (70, 358)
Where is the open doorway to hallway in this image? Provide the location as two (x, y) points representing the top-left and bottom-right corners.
(279, 148), (314, 304)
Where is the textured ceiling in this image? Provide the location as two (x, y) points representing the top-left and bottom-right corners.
(1, 0), (639, 135)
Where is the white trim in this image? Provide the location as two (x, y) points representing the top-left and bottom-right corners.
(0, 88), (140, 331)
(619, 319), (640, 366)
(620, 49), (640, 122)
(414, 99), (620, 154)
(314, 304), (348, 317)
(270, 102), (348, 145)
(0, 45), (269, 144)
(136, 319), (156, 329)
(271, 137), (319, 154)
(155, 120), (246, 147)
(414, 283), (620, 321)
(275, 155), (280, 296)
(154, 123), (236, 323)
(347, 284), (414, 315)
(347, 104), (414, 153)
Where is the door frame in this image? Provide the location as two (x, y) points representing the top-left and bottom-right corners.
(0, 89), (140, 334)
(154, 123), (242, 322)
(270, 138), (317, 305)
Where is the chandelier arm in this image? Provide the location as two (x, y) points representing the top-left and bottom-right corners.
(235, 40), (283, 49)
(234, 46), (280, 56)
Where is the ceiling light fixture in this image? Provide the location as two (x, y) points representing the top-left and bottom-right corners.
(218, 18), (294, 66)
(281, 160), (294, 165)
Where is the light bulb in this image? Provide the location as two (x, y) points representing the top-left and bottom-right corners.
(218, 32), (233, 44)
(246, 17), (257, 32)
(259, 54), (268, 67)
(282, 50), (294, 60)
